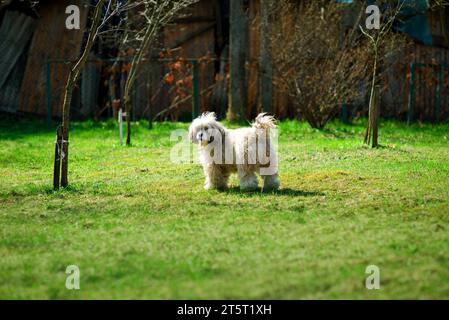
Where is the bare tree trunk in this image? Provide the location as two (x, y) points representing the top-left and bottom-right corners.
(228, 0), (247, 121)
(53, 127), (62, 189)
(372, 86), (379, 148)
(365, 85), (380, 148)
(123, 0), (198, 144)
(360, 1), (405, 147)
(260, 0), (272, 113)
(60, 80), (74, 187)
(54, 0), (106, 189)
(125, 98), (132, 145)
(123, 44), (151, 146)
(364, 47), (379, 147)
(440, 7), (449, 49)
(123, 15), (162, 145)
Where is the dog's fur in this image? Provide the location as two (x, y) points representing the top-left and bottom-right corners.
(188, 112), (280, 191)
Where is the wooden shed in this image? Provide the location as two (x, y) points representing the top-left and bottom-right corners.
(0, 0), (88, 118)
(1, 0), (449, 122)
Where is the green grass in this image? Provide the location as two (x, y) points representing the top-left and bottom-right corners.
(0, 117), (448, 299)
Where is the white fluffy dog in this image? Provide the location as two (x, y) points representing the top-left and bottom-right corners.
(188, 112), (280, 191)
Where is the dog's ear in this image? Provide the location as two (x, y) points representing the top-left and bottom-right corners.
(211, 121), (226, 136)
(188, 122), (199, 144)
(208, 112), (216, 120)
(208, 121), (226, 145)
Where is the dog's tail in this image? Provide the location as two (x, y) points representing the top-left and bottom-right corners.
(252, 113), (277, 131)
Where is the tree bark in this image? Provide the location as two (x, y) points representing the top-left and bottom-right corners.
(372, 88), (379, 148)
(53, 126), (63, 189)
(440, 7), (449, 49)
(364, 46), (379, 147)
(54, 0), (106, 189)
(365, 85), (380, 148)
(260, 0), (272, 113)
(60, 80), (74, 187)
(228, 0), (247, 121)
(122, 0), (198, 144)
(124, 99), (132, 145)
(123, 20), (159, 145)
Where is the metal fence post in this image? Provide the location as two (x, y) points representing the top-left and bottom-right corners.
(436, 65), (443, 123)
(46, 60), (52, 128)
(118, 108), (123, 146)
(407, 62), (415, 125)
(260, 0), (272, 113)
(341, 102), (349, 124)
(192, 60), (200, 120)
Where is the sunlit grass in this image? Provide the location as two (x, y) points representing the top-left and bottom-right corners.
(0, 117), (448, 299)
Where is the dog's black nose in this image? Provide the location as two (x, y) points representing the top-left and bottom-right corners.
(200, 133), (203, 140)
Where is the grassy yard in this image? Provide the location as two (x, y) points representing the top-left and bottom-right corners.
(0, 117), (448, 299)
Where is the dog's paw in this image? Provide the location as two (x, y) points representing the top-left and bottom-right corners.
(262, 175), (280, 192)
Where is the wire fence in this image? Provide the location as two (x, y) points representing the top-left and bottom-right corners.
(43, 57), (449, 126)
(45, 56), (230, 126)
(407, 62), (449, 123)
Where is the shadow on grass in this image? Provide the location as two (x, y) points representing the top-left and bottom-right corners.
(0, 116), (56, 140)
(0, 184), (83, 199)
(363, 143), (411, 154)
(224, 187), (323, 197)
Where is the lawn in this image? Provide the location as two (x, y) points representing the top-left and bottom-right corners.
(0, 117), (448, 299)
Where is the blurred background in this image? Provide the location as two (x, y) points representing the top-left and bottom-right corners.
(1, 0), (449, 125)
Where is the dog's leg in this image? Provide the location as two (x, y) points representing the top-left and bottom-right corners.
(262, 173), (280, 192)
(204, 165), (229, 190)
(237, 165), (259, 191)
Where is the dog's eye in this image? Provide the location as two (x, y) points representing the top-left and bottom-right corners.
(204, 126), (209, 130)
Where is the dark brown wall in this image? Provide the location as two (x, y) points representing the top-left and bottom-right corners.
(17, 0), (88, 117)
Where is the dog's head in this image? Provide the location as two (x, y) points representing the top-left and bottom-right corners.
(188, 112), (225, 146)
